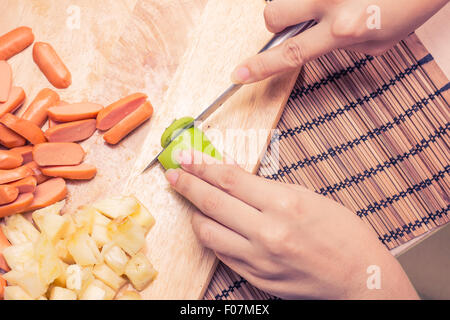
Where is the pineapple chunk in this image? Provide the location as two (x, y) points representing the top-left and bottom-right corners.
(3, 286), (33, 300)
(65, 265), (94, 294)
(115, 290), (142, 300)
(49, 286), (77, 300)
(67, 231), (101, 266)
(53, 261), (69, 287)
(79, 279), (115, 300)
(2, 242), (36, 271)
(3, 268), (48, 299)
(130, 198), (155, 232)
(2, 214), (40, 245)
(32, 200), (65, 216)
(91, 224), (111, 248)
(101, 244), (129, 275)
(125, 252), (157, 291)
(72, 206), (97, 233)
(61, 214), (77, 239)
(92, 263), (126, 291)
(32, 211), (70, 243)
(34, 235), (63, 285)
(54, 239), (75, 264)
(93, 196), (139, 219)
(107, 216), (146, 256)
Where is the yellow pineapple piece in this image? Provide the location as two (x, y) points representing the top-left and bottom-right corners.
(53, 261), (69, 287)
(72, 206), (97, 233)
(101, 243), (129, 275)
(67, 230), (101, 266)
(65, 265), (95, 294)
(54, 239), (75, 264)
(130, 197), (155, 232)
(92, 263), (126, 291)
(2, 242), (36, 271)
(93, 196), (139, 219)
(34, 234), (63, 285)
(49, 286), (77, 300)
(107, 216), (146, 256)
(3, 267), (48, 299)
(32, 200), (65, 216)
(3, 286), (33, 300)
(32, 211), (70, 243)
(125, 252), (158, 291)
(79, 279), (115, 300)
(2, 214), (40, 245)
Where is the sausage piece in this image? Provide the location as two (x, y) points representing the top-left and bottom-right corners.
(44, 119), (96, 142)
(26, 178), (67, 211)
(33, 42), (71, 89)
(0, 26), (34, 61)
(48, 100), (68, 128)
(0, 150), (23, 169)
(104, 101), (153, 145)
(0, 123), (26, 148)
(0, 192), (33, 218)
(0, 61), (12, 103)
(32, 142), (85, 166)
(0, 87), (26, 118)
(0, 185), (19, 205)
(24, 161), (49, 184)
(0, 165), (33, 184)
(0, 228), (11, 272)
(48, 102), (103, 122)
(22, 88), (59, 127)
(97, 93), (147, 131)
(6, 176), (37, 193)
(41, 163), (97, 180)
(10, 145), (33, 163)
(0, 113), (46, 145)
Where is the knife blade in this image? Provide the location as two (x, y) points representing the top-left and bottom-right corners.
(141, 20), (315, 173)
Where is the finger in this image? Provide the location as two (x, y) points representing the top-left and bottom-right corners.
(191, 211), (254, 260)
(231, 23), (338, 84)
(165, 168), (261, 237)
(264, 0), (322, 33)
(178, 149), (289, 211)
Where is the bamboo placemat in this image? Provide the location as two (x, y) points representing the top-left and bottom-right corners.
(204, 33), (450, 300)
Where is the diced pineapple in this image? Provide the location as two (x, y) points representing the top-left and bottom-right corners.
(130, 198), (155, 232)
(92, 263), (126, 291)
(32, 211), (70, 243)
(79, 279), (115, 300)
(54, 239), (75, 264)
(53, 261), (69, 287)
(107, 216), (146, 256)
(125, 252), (157, 291)
(65, 265), (94, 294)
(61, 214), (77, 239)
(2, 242), (36, 271)
(3, 267), (48, 299)
(115, 290), (142, 300)
(93, 196), (139, 219)
(2, 214), (40, 245)
(101, 244), (129, 275)
(72, 206), (97, 233)
(91, 224), (111, 248)
(93, 210), (112, 226)
(3, 286), (33, 300)
(34, 235), (63, 285)
(67, 231), (101, 266)
(49, 286), (77, 300)
(32, 200), (65, 216)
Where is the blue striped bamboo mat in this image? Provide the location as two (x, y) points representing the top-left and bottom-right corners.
(204, 33), (449, 300)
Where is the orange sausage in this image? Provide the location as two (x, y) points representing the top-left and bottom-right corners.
(10, 145), (33, 163)
(0, 61), (12, 103)
(7, 176), (37, 193)
(0, 26), (34, 61)
(0, 113), (46, 145)
(0, 165), (33, 184)
(0, 192), (33, 218)
(22, 88), (59, 127)
(0, 123), (26, 148)
(44, 119), (96, 142)
(0, 275), (6, 299)
(48, 100), (68, 128)
(0, 150), (23, 169)
(48, 102), (103, 122)
(0, 87), (26, 118)
(24, 161), (49, 184)
(104, 101), (153, 145)
(0, 185), (19, 205)
(0, 227), (11, 272)
(41, 163), (97, 180)
(33, 142), (85, 166)
(97, 93), (147, 131)
(27, 178), (67, 211)
(33, 42), (71, 89)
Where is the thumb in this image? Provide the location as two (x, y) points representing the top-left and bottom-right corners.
(231, 24), (337, 84)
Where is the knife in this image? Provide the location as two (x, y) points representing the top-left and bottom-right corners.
(141, 20), (315, 173)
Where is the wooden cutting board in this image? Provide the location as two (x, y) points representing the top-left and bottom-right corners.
(1, 0), (299, 299)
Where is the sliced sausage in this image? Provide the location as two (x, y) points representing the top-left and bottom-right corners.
(41, 163), (97, 180)
(0, 113), (46, 145)
(0, 192), (33, 218)
(26, 178), (67, 211)
(0, 26), (34, 61)
(48, 102), (103, 122)
(32, 142), (85, 166)
(0, 150), (23, 169)
(7, 176), (37, 193)
(104, 101), (153, 145)
(0, 61), (12, 103)
(24, 161), (49, 184)
(97, 93), (147, 131)
(44, 119), (96, 142)
(0, 165), (33, 184)
(32, 42), (71, 89)
(0, 123), (26, 148)
(22, 88), (59, 127)
(0, 228), (11, 272)
(0, 185), (18, 205)
(10, 145), (33, 163)
(48, 100), (68, 127)
(0, 87), (26, 118)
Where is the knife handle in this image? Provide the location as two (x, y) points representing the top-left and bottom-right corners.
(258, 20), (316, 54)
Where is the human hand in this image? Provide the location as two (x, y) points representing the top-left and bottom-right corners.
(165, 150), (419, 299)
(231, 0), (449, 84)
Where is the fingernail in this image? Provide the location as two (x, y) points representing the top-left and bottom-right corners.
(231, 66), (250, 83)
(176, 149), (192, 166)
(165, 169), (179, 185)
